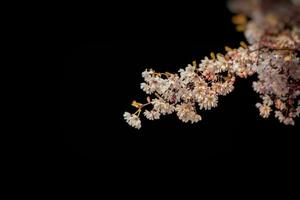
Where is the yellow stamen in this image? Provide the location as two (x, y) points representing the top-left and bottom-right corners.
(225, 46), (233, 52)
(240, 41), (248, 49)
(210, 52), (216, 60)
(216, 53), (224, 61)
(236, 25), (246, 32)
(132, 100), (143, 108)
(232, 14), (247, 25)
(192, 60), (197, 67)
(224, 55), (230, 61)
(284, 55), (291, 61)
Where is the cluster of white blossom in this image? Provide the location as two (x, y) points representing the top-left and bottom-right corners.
(123, 112), (142, 129)
(124, 0), (300, 129)
(123, 46), (256, 128)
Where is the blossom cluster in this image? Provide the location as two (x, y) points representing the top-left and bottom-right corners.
(124, 0), (300, 129)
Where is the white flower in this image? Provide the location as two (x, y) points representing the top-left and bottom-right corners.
(212, 82), (234, 96)
(179, 64), (196, 84)
(271, 80), (289, 97)
(156, 79), (171, 94)
(253, 81), (264, 93)
(274, 109), (296, 126)
(231, 61), (241, 73)
(283, 117), (295, 126)
(257, 104), (272, 118)
(193, 85), (208, 101)
(215, 54), (229, 72)
(190, 114), (202, 123)
(123, 112), (142, 129)
(142, 69), (154, 82)
(144, 110), (161, 120)
(199, 57), (212, 72)
(140, 77), (163, 94)
(152, 99), (175, 115)
(175, 103), (202, 123)
(275, 111), (285, 123)
(211, 82), (223, 94)
(141, 83), (154, 94)
(275, 99), (286, 110)
(198, 92), (218, 110)
(262, 95), (273, 106)
(179, 64), (195, 77)
(221, 82), (234, 95)
(180, 87), (194, 101)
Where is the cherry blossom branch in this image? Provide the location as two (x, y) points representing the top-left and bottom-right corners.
(124, 0), (300, 129)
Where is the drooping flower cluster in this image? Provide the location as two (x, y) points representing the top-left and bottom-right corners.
(123, 112), (142, 129)
(123, 46), (257, 128)
(124, 0), (300, 129)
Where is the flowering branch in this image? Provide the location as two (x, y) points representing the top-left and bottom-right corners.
(124, 0), (300, 129)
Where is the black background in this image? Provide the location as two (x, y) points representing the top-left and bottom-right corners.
(60, 1), (299, 160)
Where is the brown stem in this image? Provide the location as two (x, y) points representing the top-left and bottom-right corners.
(249, 46), (298, 53)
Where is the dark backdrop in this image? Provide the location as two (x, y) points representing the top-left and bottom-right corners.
(60, 1), (299, 160)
